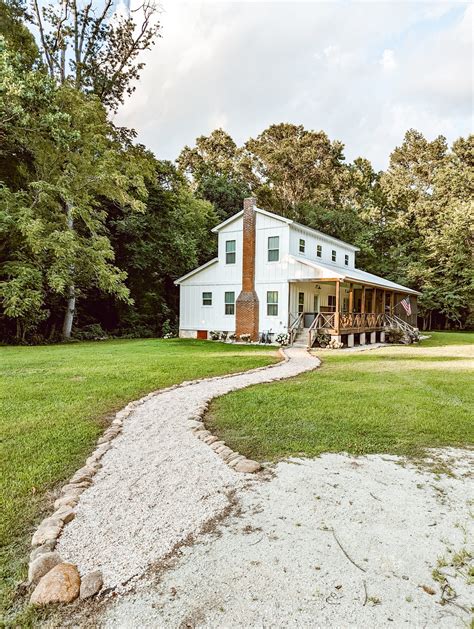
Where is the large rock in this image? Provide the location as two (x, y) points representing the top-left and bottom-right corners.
(31, 524), (62, 547)
(80, 570), (103, 599)
(234, 459), (262, 473)
(30, 563), (80, 605)
(28, 552), (62, 586)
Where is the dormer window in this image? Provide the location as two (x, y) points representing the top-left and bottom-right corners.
(345, 254), (349, 266)
(332, 250), (336, 262)
(299, 239), (305, 254)
(268, 236), (279, 262)
(225, 240), (236, 264)
(316, 244), (322, 258)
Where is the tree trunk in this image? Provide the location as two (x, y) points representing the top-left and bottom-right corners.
(62, 203), (76, 339)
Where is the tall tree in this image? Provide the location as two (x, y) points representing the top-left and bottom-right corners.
(242, 123), (347, 221)
(178, 128), (250, 220)
(29, 0), (161, 110)
(0, 40), (153, 339)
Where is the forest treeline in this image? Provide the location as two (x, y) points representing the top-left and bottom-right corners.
(0, 0), (472, 343)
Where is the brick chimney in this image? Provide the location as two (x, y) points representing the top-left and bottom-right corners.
(235, 197), (260, 341)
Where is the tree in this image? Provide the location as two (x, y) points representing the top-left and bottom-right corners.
(0, 40), (153, 339)
(178, 128), (250, 219)
(242, 123), (347, 220)
(0, 0), (38, 66)
(29, 0), (161, 110)
(105, 161), (218, 335)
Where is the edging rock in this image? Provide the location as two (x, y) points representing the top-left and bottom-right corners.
(79, 570), (103, 599)
(28, 552), (62, 586)
(30, 563), (81, 605)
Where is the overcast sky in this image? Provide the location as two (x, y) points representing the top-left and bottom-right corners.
(116, 1), (473, 170)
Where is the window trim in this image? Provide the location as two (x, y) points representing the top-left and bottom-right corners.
(299, 238), (306, 254)
(225, 240), (236, 265)
(316, 244), (322, 258)
(202, 291), (212, 306)
(224, 291), (235, 315)
(267, 235), (280, 262)
(331, 249), (337, 262)
(266, 291), (279, 317)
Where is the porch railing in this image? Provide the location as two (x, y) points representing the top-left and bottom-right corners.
(308, 312), (388, 347)
(289, 312), (304, 345)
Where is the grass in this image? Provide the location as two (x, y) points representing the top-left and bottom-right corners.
(207, 331), (474, 462)
(0, 338), (278, 621)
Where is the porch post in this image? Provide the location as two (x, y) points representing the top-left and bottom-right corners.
(371, 288), (377, 313)
(390, 291), (395, 315)
(348, 283), (354, 313)
(335, 279), (340, 334)
(361, 287), (366, 313)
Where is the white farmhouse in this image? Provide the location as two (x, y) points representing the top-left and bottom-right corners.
(175, 198), (420, 346)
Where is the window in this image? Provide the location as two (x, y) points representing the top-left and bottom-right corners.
(298, 292), (305, 314)
(344, 254), (349, 266)
(267, 291), (278, 316)
(299, 238), (305, 253)
(202, 292), (212, 306)
(328, 295), (336, 312)
(225, 240), (236, 264)
(331, 249), (337, 262)
(268, 236), (279, 262)
(224, 291), (235, 315)
(316, 244), (322, 258)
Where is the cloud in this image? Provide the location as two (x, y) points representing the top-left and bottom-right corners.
(116, 1), (473, 170)
(380, 49), (397, 71)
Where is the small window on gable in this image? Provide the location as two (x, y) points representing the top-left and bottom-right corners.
(299, 238), (305, 254)
(316, 244), (322, 258)
(331, 249), (336, 262)
(344, 254), (349, 266)
(225, 240), (236, 264)
(268, 236), (279, 262)
(224, 291), (235, 315)
(267, 291), (278, 316)
(202, 292), (212, 306)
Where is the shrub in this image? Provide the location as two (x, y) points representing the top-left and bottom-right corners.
(385, 328), (405, 344)
(315, 332), (331, 348)
(209, 330), (220, 341)
(275, 332), (289, 346)
(327, 338), (343, 349)
(220, 331), (228, 341)
(73, 323), (108, 341)
(239, 333), (251, 343)
(228, 333), (236, 342)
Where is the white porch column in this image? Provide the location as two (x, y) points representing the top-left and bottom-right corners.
(380, 331), (385, 343)
(370, 331), (376, 344)
(347, 333), (354, 348)
(359, 332), (366, 345)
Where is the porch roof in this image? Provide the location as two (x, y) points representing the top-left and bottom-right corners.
(288, 256), (421, 296)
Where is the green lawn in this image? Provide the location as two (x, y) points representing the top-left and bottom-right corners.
(207, 331), (474, 461)
(0, 338), (278, 620)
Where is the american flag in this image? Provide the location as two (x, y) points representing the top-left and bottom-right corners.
(401, 296), (411, 316)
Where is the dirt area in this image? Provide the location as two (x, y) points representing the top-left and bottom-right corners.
(63, 449), (473, 628)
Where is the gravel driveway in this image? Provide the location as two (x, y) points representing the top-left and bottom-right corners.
(57, 348), (318, 592)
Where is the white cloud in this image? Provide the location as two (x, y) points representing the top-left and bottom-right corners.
(116, 1), (473, 169)
(380, 49), (397, 71)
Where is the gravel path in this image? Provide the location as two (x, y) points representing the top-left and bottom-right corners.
(102, 449), (474, 628)
(56, 348), (318, 592)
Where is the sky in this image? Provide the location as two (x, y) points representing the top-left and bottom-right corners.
(116, 1), (473, 170)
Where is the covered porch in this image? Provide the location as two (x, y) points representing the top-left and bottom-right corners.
(288, 278), (418, 347)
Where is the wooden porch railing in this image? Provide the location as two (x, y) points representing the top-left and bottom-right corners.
(308, 312), (387, 347)
(289, 312), (304, 345)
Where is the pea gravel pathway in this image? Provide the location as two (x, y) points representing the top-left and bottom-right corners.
(56, 348), (318, 592)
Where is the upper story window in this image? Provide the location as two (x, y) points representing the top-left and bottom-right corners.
(224, 291), (235, 315)
(202, 292), (212, 306)
(331, 249), (337, 262)
(268, 236), (279, 262)
(299, 239), (305, 254)
(344, 254), (349, 266)
(316, 244), (322, 258)
(225, 240), (236, 264)
(267, 291), (279, 316)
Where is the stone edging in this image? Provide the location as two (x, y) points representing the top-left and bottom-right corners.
(27, 347), (289, 588)
(185, 347), (289, 474)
